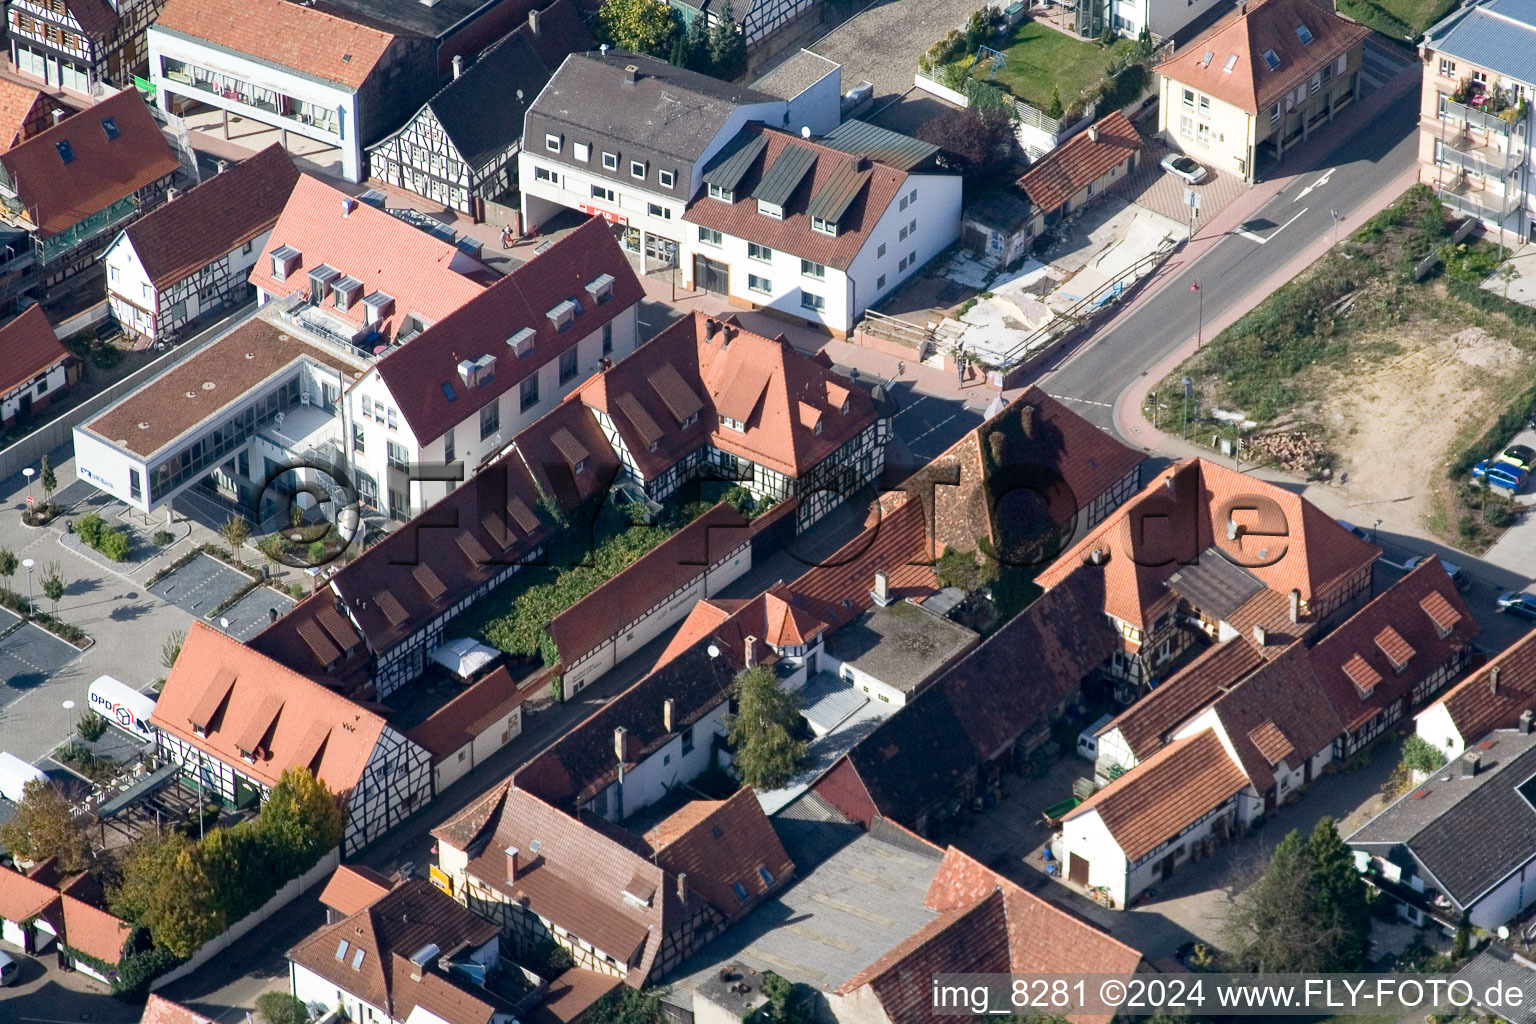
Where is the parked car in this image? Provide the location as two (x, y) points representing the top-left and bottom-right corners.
(0, 949), (18, 987)
(1337, 519), (1371, 542)
(1161, 153), (1208, 184)
(1403, 555), (1468, 590)
(1473, 458), (1529, 491)
(1497, 591), (1536, 619)
(1499, 443), (1536, 471)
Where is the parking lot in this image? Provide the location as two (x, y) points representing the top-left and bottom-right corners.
(0, 619), (83, 701)
(215, 586), (296, 643)
(147, 552), (254, 618)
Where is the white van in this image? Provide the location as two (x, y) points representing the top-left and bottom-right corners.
(0, 949), (20, 986)
(1076, 714), (1115, 761)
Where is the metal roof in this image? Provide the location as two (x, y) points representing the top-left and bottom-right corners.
(1429, 0), (1536, 85)
(806, 157), (871, 224)
(753, 143), (817, 207)
(821, 119), (939, 171)
(1165, 548), (1266, 622)
(702, 131), (769, 193)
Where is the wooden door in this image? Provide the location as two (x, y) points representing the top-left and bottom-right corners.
(1068, 852), (1089, 886)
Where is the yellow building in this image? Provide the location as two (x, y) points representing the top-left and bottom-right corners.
(1156, 0), (1368, 182)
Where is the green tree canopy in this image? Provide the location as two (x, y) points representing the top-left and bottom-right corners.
(259, 766), (346, 874)
(144, 845), (225, 958)
(934, 547), (999, 593)
(726, 665), (808, 790)
(109, 829), (191, 925)
(598, 0), (679, 58)
(707, 1), (747, 80)
(0, 778), (90, 871)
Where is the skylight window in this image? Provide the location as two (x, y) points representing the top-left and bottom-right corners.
(56, 140), (74, 164)
(1262, 48), (1281, 70)
(1296, 23), (1313, 43)
(101, 116), (119, 140)
(336, 940), (350, 960)
(1223, 53), (1238, 73)
(1201, 50), (1214, 66)
(441, 381), (457, 401)
(352, 948), (366, 970)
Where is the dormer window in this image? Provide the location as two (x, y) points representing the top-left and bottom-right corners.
(574, 142), (590, 161)
(708, 183), (733, 202)
(271, 244), (301, 279)
(757, 199), (783, 219)
(813, 419), (823, 435)
(602, 151), (619, 171)
(811, 216), (837, 236)
(658, 169), (675, 188)
(508, 327), (536, 356)
(1261, 48), (1281, 71)
(333, 276), (363, 312)
(681, 411), (698, 429)
(721, 416), (745, 431)
(1295, 23), (1313, 43)
(308, 264), (340, 304)
(585, 273), (615, 305)
(841, 398), (850, 414)
(547, 299), (578, 331)
(545, 132), (562, 152)
(630, 159), (646, 179)
(362, 291), (394, 324)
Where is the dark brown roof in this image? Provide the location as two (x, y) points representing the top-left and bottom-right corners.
(0, 304), (68, 395)
(0, 89), (178, 239)
(406, 666), (530, 758)
(643, 789), (794, 920)
(62, 0), (117, 39)
(120, 144), (299, 289)
(1017, 111), (1142, 214)
(1427, 629), (1536, 745)
(523, 968), (622, 1024)
(1210, 639), (1342, 793)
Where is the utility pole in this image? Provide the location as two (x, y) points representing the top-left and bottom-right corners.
(1182, 377), (1194, 439)
(1191, 280), (1203, 348)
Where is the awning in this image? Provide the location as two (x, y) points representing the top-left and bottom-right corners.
(428, 637), (500, 679)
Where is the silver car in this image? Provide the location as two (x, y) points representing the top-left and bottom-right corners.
(1161, 153), (1208, 184)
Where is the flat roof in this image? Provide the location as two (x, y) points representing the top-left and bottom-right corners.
(751, 49), (839, 101)
(84, 314), (360, 459)
(825, 601), (978, 695)
(304, 0), (504, 42)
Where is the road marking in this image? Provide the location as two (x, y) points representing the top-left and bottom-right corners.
(1236, 208), (1307, 245)
(1293, 168), (1335, 201)
(1048, 394), (1114, 408)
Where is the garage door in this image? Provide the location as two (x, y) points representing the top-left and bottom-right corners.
(694, 255), (728, 295)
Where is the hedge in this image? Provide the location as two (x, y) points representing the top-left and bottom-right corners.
(1448, 379), (1536, 478)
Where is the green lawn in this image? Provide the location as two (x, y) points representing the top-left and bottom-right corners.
(987, 20), (1138, 113)
(1337, 0), (1455, 39)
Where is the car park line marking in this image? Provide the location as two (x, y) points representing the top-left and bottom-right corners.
(1237, 208), (1306, 245)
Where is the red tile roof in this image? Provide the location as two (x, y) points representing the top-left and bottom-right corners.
(319, 864), (393, 917)
(1097, 636), (1264, 761)
(0, 864), (132, 966)
(523, 968), (622, 1024)
(0, 79), (48, 151)
(0, 304), (68, 397)
(644, 789), (794, 920)
(1065, 729), (1250, 861)
(683, 125), (906, 271)
(406, 665), (531, 758)
(154, 0), (397, 90)
(1209, 639), (1341, 792)
(1423, 628), (1536, 745)
(1156, 0), (1368, 114)
(0, 862), (59, 922)
(1037, 458), (1380, 631)
(580, 312), (876, 480)
(373, 217), (642, 442)
(1017, 111), (1142, 214)
(141, 995), (220, 1024)
(119, 144), (300, 289)
(152, 621), (389, 793)
(248, 175), (489, 344)
(0, 89), (178, 239)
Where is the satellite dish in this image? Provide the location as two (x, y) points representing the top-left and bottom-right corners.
(800, 125), (811, 139)
(706, 644), (720, 659)
(1500, 926), (1511, 940)
(220, 617), (230, 629)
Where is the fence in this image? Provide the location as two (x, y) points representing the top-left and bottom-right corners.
(149, 845), (340, 991)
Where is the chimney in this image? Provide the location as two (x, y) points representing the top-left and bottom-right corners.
(269, 607), (279, 624)
(1252, 624), (1267, 647)
(1226, 518), (1239, 541)
(528, 7), (541, 35)
(215, 158), (229, 175)
(505, 846), (520, 884)
(1088, 124), (1100, 143)
(677, 872), (688, 904)
(614, 725), (628, 762)
(1289, 589), (1301, 625)
(1491, 666), (1501, 697)
(342, 197), (357, 218)
(744, 636), (758, 669)
(872, 569), (891, 606)
(51, 108), (65, 126)
(623, 64), (639, 84)
(452, 54), (464, 79)
(663, 698), (676, 733)
(165, 186), (180, 203)
(1520, 708), (1534, 734)
(1461, 751), (1481, 778)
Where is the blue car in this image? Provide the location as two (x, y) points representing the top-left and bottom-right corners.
(1497, 591), (1536, 620)
(1473, 459), (1529, 491)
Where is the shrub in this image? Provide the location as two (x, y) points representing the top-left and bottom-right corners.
(111, 944), (183, 1001)
(75, 512), (105, 547)
(77, 713), (108, 742)
(256, 992), (312, 1024)
(153, 530), (175, 547)
(93, 345), (122, 369)
(100, 529), (131, 562)
(289, 582), (305, 599)
(1401, 735), (1447, 775)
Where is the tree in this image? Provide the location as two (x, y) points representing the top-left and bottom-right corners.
(220, 515), (251, 565)
(161, 627), (185, 671)
(259, 767), (346, 874)
(110, 829), (192, 925)
(1225, 818), (1369, 973)
(256, 992), (312, 1024)
(0, 778), (90, 871)
(1401, 735), (1447, 775)
(144, 845), (224, 958)
(598, 0), (679, 58)
(39, 454), (55, 507)
(1498, 261), (1519, 299)
(1048, 85), (1064, 119)
(0, 547), (16, 599)
(726, 665), (807, 790)
(682, 11), (712, 74)
(760, 972), (813, 1024)
(916, 105), (1024, 185)
(707, 0), (747, 81)
(588, 985), (667, 1024)
(40, 561), (64, 616)
(934, 547), (999, 593)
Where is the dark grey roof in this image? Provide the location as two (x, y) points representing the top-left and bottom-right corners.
(752, 49), (840, 101)
(1165, 549), (1266, 622)
(965, 188), (1035, 228)
(316, 0), (505, 42)
(822, 119), (939, 172)
(753, 143), (817, 207)
(769, 791), (860, 870)
(805, 157), (870, 223)
(1347, 729), (1536, 908)
(527, 52), (782, 202)
(824, 602), (977, 696)
(421, 34), (552, 170)
(1426, 0), (1536, 86)
(1457, 947), (1536, 1024)
(702, 130), (769, 193)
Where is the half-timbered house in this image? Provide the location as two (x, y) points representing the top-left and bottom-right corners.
(0, 79), (59, 150)
(151, 621), (434, 854)
(103, 143), (299, 343)
(0, 304), (74, 426)
(7, 0), (166, 92)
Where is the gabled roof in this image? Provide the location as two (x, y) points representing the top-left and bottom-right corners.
(0, 79), (48, 151)
(643, 789), (794, 920)
(288, 878), (501, 1023)
(319, 864), (394, 918)
(1017, 111), (1142, 214)
(0, 89), (178, 239)
(1208, 639), (1342, 793)
(422, 34), (552, 170)
(0, 304), (68, 396)
(60, 0), (118, 40)
(118, 144), (299, 289)
(685, 125), (909, 270)
(579, 312), (875, 480)
(406, 665), (531, 759)
(140, 995), (219, 1024)
(373, 217), (641, 440)
(153, 0), (397, 91)
(1064, 729), (1250, 862)
(1156, 0), (1369, 114)
(152, 621), (389, 792)
(1036, 458), (1380, 632)
(837, 685), (982, 827)
(1422, 628), (1536, 745)
(1425, 0), (1536, 85)
(248, 175), (489, 347)
(1309, 557), (1480, 731)
(1097, 636), (1264, 761)
(0, 864), (132, 965)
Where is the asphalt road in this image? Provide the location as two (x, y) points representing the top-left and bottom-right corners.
(1037, 88), (1422, 431)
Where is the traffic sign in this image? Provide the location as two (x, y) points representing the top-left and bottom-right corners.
(1183, 188), (1202, 211)
(25, 495), (33, 506)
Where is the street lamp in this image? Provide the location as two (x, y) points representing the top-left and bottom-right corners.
(61, 699), (75, 751)
(21, 466), (33, 510)
(1373, 519), (1382, 544)
(1190, 281), (1204, 348)
(21, 557), (33, 616)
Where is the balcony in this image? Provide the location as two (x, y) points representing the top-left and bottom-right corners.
(1442, 96), (1524, 137)
(1438, 181), (1517, 225)
(1437, 137), (1523, 183)
(161, 59), (341, 136)
(276, 294), (381, 362)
